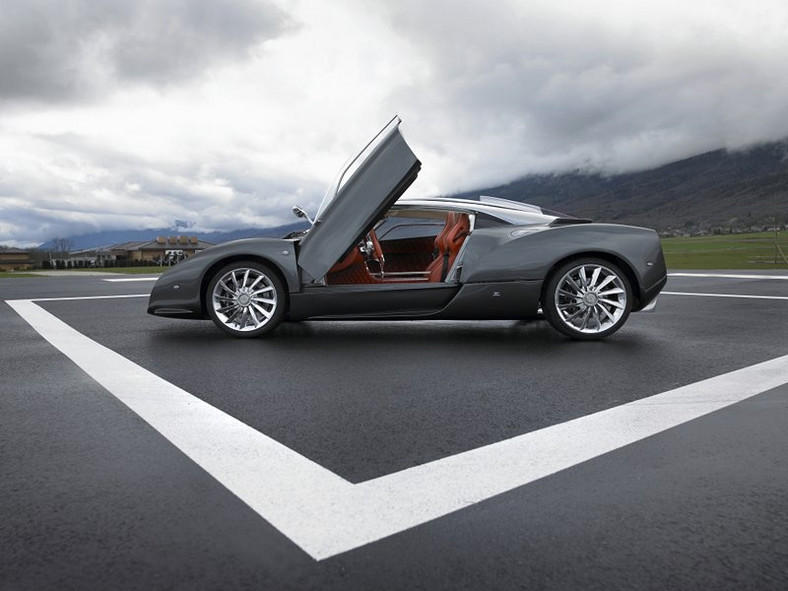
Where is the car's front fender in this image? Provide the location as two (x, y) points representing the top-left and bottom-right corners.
(147, 237), (301, 319)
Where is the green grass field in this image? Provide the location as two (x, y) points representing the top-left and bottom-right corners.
(0, 272), (41, 278)
(661, 231), (788, 270)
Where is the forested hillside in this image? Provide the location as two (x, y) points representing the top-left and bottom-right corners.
(457, 141), (788, 233)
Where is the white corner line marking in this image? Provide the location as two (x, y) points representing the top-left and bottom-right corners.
(668, 272), (788, 280)
(6, 298), (788, 561)
(103, 278), (159, 282)
(662, 291), (788, 301)
(28, 294), (150, 303)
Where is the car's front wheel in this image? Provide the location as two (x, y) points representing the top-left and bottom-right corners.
(206, 261), (285, 338)
(543, 258), (632, 340)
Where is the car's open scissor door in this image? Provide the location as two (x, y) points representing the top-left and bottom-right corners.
(297, 117), (421, 282)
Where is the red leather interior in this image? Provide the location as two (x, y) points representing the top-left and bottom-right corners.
(325, 212), (470, 285)
(426, 213), (470, 282)
(330, 247), (362, 273)
(381, 236), (434, 272)
(325, 248), (378, 284)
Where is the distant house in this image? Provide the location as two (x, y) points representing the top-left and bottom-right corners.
(0, 248), (33, 271)
(111, 236), (215, 265)
(67, 236), (215, 267)
(68, 246), (114, 267)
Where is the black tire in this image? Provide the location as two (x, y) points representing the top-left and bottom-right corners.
(542, 257), (633, 340)
(206, 261), (286, 338)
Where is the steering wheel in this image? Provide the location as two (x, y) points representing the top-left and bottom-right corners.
(360, 229), (385, 276)
(368, 229), (385, 266)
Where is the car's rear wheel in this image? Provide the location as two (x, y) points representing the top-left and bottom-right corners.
(207, 261), (285, 338)
(543, 258), (632, 340)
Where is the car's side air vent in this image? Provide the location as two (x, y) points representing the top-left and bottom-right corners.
(550, 218), (593, 226)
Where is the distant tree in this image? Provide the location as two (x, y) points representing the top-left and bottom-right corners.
(27, 248), (48, 267)
(52, 238), (74, 259)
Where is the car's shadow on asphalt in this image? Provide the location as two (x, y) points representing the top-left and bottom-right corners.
(145, 316), (656, 357)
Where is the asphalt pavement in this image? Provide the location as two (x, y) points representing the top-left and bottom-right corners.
(1, 271), (787, 590)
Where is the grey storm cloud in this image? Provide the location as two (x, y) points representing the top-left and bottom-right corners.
(3, 0), (788, 246)
(0, 0), (291, 102)
(374, 0), (788, 178)
(0, 129), (322, 242)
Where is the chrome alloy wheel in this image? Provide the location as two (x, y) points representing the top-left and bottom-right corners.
(553, 263), (628, 335)
(211, 267), (278, 333)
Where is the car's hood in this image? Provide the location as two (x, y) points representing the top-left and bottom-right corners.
(297, 117), (421, 281)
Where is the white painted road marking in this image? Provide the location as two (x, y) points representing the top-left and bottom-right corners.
(662, 291), (788, 301)
(7, 294), (788, 560)
(103, 278), (159, 282)
(668, 272), (788, 280)
(29, 294), (150, 302)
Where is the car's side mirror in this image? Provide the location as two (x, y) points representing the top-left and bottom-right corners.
(292, 205), (315, 226)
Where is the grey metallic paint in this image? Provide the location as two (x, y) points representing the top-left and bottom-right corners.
(147, 237), (300, 319)
(147, 212), (665, 322)
(458, 223), (666, 310)
(288, 283), (459, 320)
(147, 119), (666, 332)
(297, 125), (420, 281)
(149, 213), (667, 320)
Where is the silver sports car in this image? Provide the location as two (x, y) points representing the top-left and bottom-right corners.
(148, 117), (666, 340)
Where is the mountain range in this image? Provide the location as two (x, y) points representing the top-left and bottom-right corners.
(38, 222), (309, 251)
(458, 140), (788, 233)
(39, 139), (788, 250)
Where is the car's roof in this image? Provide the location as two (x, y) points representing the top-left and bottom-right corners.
(395, 196), (561, 226)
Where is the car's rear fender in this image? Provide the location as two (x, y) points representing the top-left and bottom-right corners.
(459, 223), (666, 310)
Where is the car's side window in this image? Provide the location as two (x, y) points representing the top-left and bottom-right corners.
(472, 213), (506, 228)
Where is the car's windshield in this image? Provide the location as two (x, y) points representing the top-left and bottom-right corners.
(314, 116), (401, 221)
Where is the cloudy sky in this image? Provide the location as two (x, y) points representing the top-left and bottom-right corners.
(2, 0), (788, 246)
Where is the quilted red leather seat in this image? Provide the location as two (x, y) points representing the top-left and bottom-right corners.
(426, 213), (470, 282)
